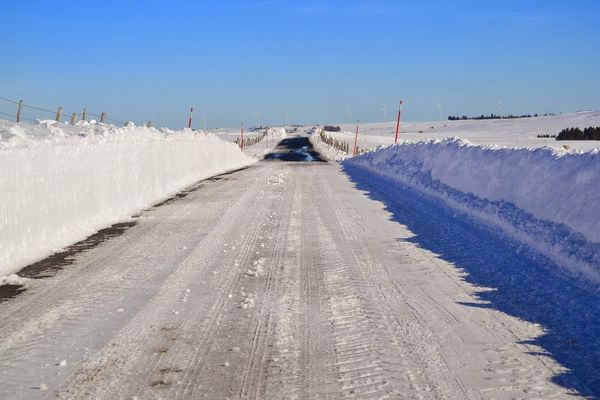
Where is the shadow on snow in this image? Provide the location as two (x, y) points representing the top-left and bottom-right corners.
(342, 164), (600, 399)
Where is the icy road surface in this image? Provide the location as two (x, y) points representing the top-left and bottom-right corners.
(0, 138), (587, 399)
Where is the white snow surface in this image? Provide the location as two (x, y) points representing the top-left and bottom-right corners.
(343, 138), (600, 287)
(331, 111), (600, 151)
(0, 119), (255, 278)
(243, 127), (288, 159)
(210, 126), (288, 159)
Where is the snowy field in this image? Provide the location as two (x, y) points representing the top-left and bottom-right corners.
(326, 111), (600, 153)
(0, 119), (255, 279)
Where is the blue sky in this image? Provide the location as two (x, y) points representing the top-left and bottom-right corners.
(1, 0), (599, 128)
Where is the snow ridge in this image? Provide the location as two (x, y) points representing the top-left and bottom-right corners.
(0, 119), (255, 278)
(343, 138), (600, 288)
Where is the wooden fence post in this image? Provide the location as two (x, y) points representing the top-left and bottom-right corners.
(16, 99), (23, 122)
(240, 123), (244, 150)
(100, 112), (106, 123)
(82, 107), (87, 121)
(55, 106), (63, 122)
(70, 112), (77, 125)
(146, 120), (152, 128)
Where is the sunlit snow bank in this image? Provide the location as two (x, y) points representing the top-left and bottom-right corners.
(0, 119), (255, 278)
(343, 138), (600, 287)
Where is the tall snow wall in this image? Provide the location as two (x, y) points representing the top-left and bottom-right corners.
(343, 138), (600, 287)
(0, 120), (255, 277)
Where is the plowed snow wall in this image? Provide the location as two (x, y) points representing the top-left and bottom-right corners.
(0, 123), (254, 277)
(343, 138), (600, 286)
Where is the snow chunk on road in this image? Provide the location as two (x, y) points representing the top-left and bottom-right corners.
(245, 258), (266, 277)
(0, 274), (29, 286)
(241, 293), (256, 309)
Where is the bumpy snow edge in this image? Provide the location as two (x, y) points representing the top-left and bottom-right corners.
(342, 138), (600, 288)
(0, 120), (255, 278)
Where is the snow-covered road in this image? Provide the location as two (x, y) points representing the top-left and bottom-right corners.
(0, 138), (593, 399)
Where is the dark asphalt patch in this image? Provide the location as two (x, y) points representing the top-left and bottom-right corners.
(264, 136), (326, 162)
(0, 166), (253, 304)
(18, 221), (138, 280)
(0, 284), (27, 304)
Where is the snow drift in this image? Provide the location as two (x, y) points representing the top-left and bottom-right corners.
(343, 138), (600, 287)
(0, 119), (255, 278)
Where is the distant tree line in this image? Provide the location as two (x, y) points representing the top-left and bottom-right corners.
(448, 113), (554, 121)
(556, 126), (600, 141)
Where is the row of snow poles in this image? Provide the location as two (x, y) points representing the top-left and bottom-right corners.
(319, 130), (350, 153)
(351, 100), (404, 156)
(236, 125), (269, 150)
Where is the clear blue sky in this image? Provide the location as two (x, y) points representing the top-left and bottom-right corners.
(1, 0), (599, 128)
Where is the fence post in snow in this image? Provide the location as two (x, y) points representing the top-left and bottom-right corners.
(146, 121), (152, 128)
(55, 106), (63, 122)
(82, 107), (87, 121)
(240, 123), (244, 151)
(100, 112), (106, 123)
(16, 99), (23, 122)
(70, 112), (77, 125)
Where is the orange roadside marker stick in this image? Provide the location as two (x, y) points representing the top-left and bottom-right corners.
(394, 100), (404, 144)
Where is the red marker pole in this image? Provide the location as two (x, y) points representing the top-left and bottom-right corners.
(240, 123), (244, 151)
(353, 120), (360, 155)
(188, 107), (194, 129)
(394, 100), (404, 144)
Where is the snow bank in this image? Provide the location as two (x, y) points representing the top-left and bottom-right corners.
(343, 138), (600, 287)
(0, 119), (255, 278)
(268, 126), (287, 142)
(239, 126), (289, 159)
(309, 128), (350, 161)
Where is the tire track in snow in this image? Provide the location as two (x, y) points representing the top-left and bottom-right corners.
(56, 166), (269, 399)
(328, 165), (574, 399)
(317, 171), (466, 398)
(237, 168), (294, 400)
(0, 153), (583, 399)
(0, 169), (262, 399)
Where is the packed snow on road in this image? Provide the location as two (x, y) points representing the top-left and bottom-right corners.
(0, 114), (599, 399)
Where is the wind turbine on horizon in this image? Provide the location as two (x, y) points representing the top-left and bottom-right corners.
(499, 100), (504, 119)
(436, 102), (442, 122)
(201, 113), (207, 131)
(347, 108), (352, 124)
(254, 110), (260, 128)
(285, 110), (290, 126)
(381, 106), (388, 123)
